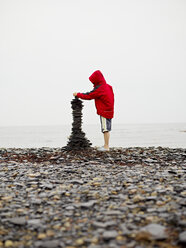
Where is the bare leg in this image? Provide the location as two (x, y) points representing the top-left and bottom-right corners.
(103, 131), (110, 150)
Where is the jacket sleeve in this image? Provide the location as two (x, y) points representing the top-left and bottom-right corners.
(77, 85), (101, 100)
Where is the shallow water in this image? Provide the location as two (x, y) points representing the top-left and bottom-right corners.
(0, 123), (186, 148)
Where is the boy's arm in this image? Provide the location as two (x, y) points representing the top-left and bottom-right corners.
(76, 85), (102, 100)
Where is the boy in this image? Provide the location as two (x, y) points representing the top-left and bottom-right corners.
(73, 70), (114, 151)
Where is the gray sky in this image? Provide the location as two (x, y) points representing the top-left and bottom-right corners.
(0, 0), (186, 126)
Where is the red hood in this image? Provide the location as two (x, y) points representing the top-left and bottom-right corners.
(89, 70), (106, 86)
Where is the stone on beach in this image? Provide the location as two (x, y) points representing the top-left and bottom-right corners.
(0, 146), (185, 247)
(8, 217), (27, 226)
(140, 223), (167, 240)
(102, 230), (118, 240)
(179, 231), (186, 244)
(64, 97), (92, 150)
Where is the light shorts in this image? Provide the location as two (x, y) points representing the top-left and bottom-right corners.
(100, 116), (112, 133)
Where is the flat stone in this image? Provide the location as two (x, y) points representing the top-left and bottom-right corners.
(35, 240), (60, 248)
(102, 230), (118, 240)
(8, 217), (26, 225)
(179, 231), (186, 243)
(69, 179), (84, 184)
(145, 158), (155, 163)
(104, 210), (121, 215)
(27, 219), (41, 226)
(42, 183), (53, 189)
(92, 221), (116, 228)
(141, 223), (167, 240)
(147, 208), (156, 213)
(88, 245), (102, 248)
(39, 192), (48, 198)
(76, 200), (97, 208)
(178, 220), (186, 227)
(65, 206), (75, 210)
(31, 199), (42, 204)
(146, 196), (157, 201)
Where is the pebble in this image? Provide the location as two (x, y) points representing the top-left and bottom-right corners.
(76, 200), (97, 208)
(179, 231), (186, 243)
(0, 146), (185, 247)
(8, 217), (26, 225)
(4, 240), (13, 247)
(92, 221), (116, 228)
(140, 223), (167, 240)
(102, 230), (118, 240)
(35, 240), (60, 248)
(27, 219), (42, 226)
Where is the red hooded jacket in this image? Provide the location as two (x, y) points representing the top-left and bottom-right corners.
(77, 70), (114, 119)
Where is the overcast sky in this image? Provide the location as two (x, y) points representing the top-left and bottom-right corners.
(0, 0), (185, 126)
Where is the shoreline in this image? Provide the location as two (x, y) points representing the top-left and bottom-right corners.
(0, 146), (186, 166)
(0, 147), (186, 247)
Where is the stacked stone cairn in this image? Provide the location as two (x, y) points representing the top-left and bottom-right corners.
(64, 97), (92, 150)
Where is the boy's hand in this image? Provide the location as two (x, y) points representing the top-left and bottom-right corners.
(73, 92), (77, 96)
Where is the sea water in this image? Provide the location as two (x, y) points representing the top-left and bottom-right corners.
(0, 123), (185, 148)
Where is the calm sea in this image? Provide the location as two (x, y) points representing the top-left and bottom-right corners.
(0, 123), (186, 148)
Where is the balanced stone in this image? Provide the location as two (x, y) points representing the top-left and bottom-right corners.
(64, 97), (92, 150)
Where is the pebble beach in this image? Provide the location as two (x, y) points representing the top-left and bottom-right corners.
(0, 146), (186, 248)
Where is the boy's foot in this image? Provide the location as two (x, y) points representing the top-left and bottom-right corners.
(97, 146), (109, 152)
